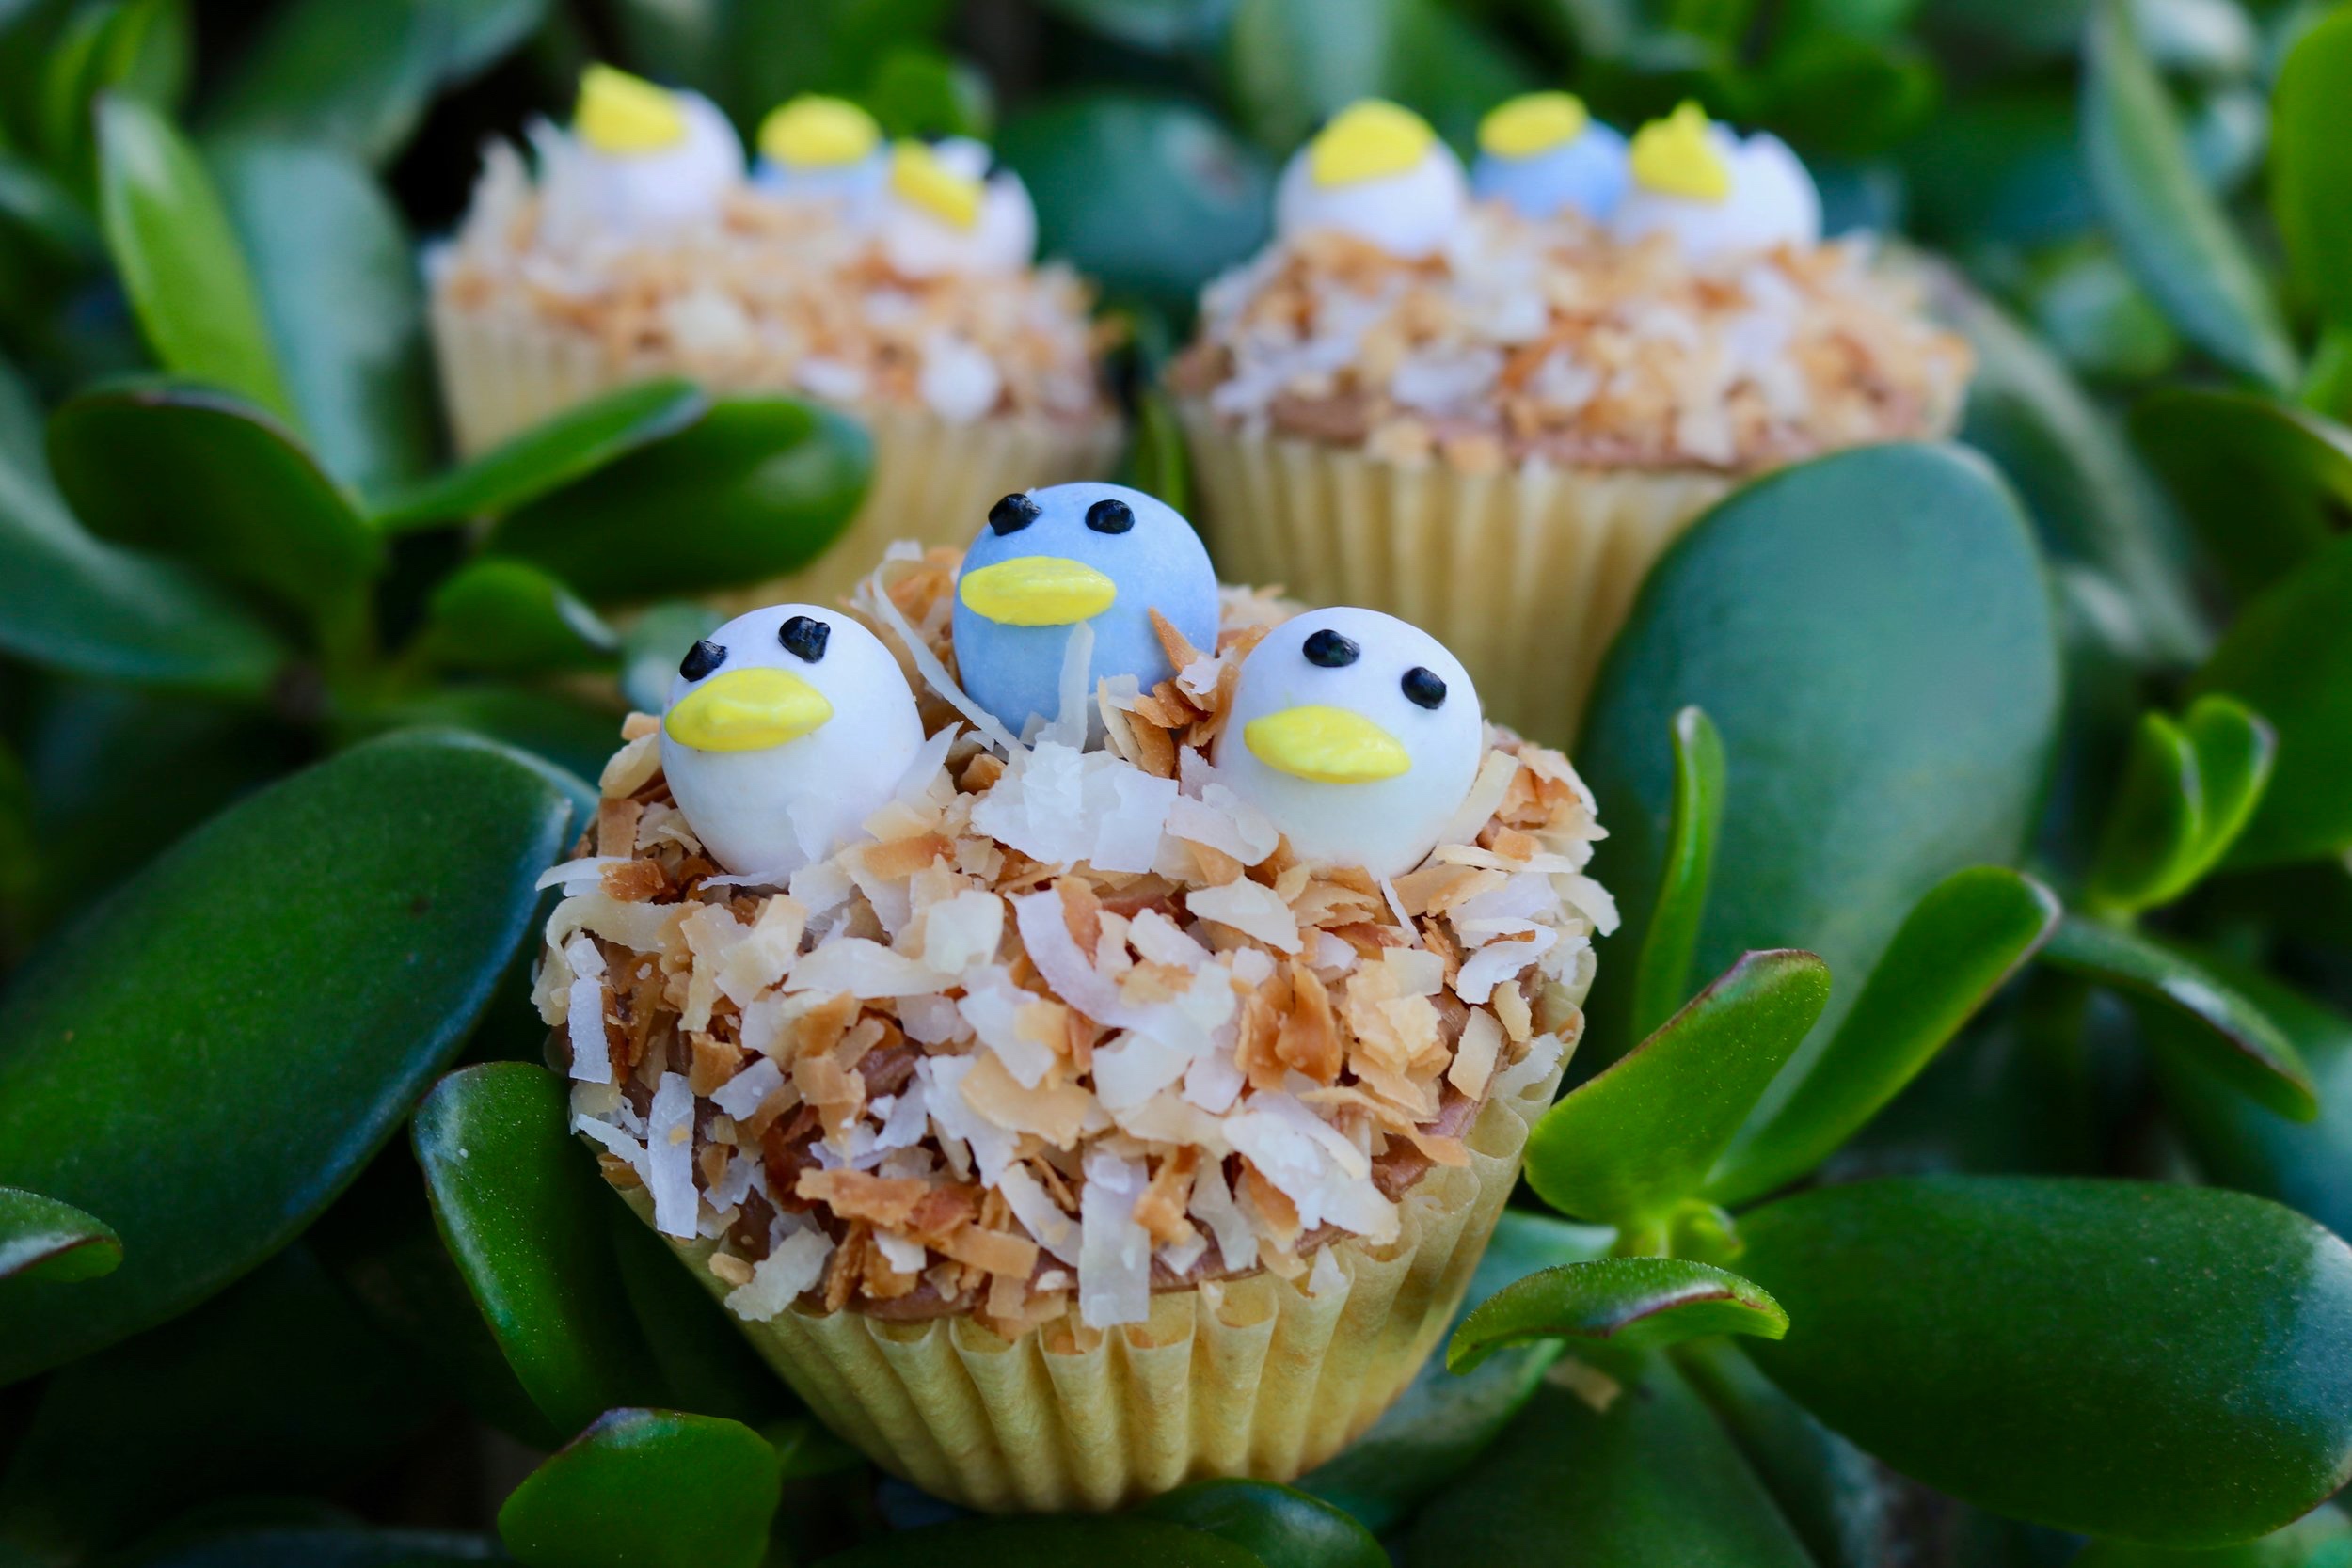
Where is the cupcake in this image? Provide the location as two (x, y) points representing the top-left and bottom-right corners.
(532, 483), (1611, 1510)
(427, 68), (1122, 608)
(1172, 96), (1972, 741)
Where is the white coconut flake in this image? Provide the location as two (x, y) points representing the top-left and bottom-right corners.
(898, 992), (967, 1045)
(573, 1112), (645, 1177)
(564, 936), (612, 1085)
(960, 968), (1058, 1088)
(1493, 1030), (1568, 1101)
(1306, 1244), (1349, 1298)
(920, 889), (1004, 976)
(919, 1054), (1020, 1185)
(1042, 621), (1096, 750)
(1437, 749), (1519, 847)
(1187, 879), (1302, 953)
(726, 1227), (834, 1321)
(1455, 929), (1560, 1006)
(998, 1162), (1080, 1263)
(861, 558), (1024, 754)
(647, 1073), (698, 1239)
(1188, 1158), (1257, 1272)
(1077, 1148), (1152, 1328)
(786, 938), (948, 997)
(712, 1055), (785, 1120)
(537, 856), (628, 893)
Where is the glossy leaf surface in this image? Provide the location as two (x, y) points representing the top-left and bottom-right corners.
(418, 559), (619, 674)
(2133, 391), (2352, 601)
(0, 732), (572, 1383)
(1141, 1480), (1385, 1568)
(1629, 705), (1724, 1041)
(1740, 1177), (2352, 1546)
(1526, 950), (1830, 1227)
(820, 1517), (1263, 1566)
(2090, 697), (2274, 913)
(1711, 867), (2061, 1204)
(1449, 1258), (1787, 1372)
(2273, 7), (2352, 329)
(0, 1185), (119, 1282)
(498, 1409), (780, 1568)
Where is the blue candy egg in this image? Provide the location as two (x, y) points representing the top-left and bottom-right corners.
(951, 482), (1220, 738)
(1472, 120), (1630, 222)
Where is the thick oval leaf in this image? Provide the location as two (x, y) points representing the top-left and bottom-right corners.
(0, 411), (284, 694)
(1678, 1338), (1894, 1568)
(212, 139), (435, 501)
(2191, 535), (2352, 866)
(1449, 1258), (1787, 1372)
(1141, 1480), (1385, 1568)
(47, 378), (379, 619)
(418, 559), (618, 675)
(2081, 0), (2296, 389)
(819, 1518), (1264, 1567)
(1405, 1366), (1816, 1568)
(997, 93), (1272, 313)
(2132, 390), (2352, 601)
(2159, 959), (2352, 1243)
(1739, 1176), (2352, 1547)
(355, 685), (619, 795)
(498, 1409), (780, 1568)
(2074, 1508), (2352, 1568)
(2041, 915), (2316, 1120)
(1526, 950), (1831, 1229)
(372, 379), (708, 532)
(0, 731), (572, 1384)
(95, 94), (289, 414)
(1629, 705), (1725, 1041)
(1299, 1210), (1612, 1530)
(1579, 443), (2059, 1085)
(2273, 7), (2352, 329)
(483, 397), (871, 604)
(414, 1062), (672, 1434)
(1710, 867), (2060, 1205)
(0, 1185), (119, 1282)
(2088, 710), (2203, 913)
(36, 0), (188, 183)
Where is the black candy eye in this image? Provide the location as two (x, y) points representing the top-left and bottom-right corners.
(679, 640), (726, 681)
(1086, 498), (1134, 534)
(989, 493), (1041, 535)
(1402, 666), (1447, 709)
(1303, 628), (1359, 668)
(778, 615), (830, 663)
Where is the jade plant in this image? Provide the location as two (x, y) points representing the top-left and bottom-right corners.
(8, 1), (2352, 1566)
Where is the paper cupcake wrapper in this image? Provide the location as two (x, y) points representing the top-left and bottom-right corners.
(1178, 408), (1735, 746)
(428, 296), (1123, 610)
(624, 1037), (1567, 1513)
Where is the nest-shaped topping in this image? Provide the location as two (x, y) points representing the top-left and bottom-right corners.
(536, 549), (1611, 1338)
(1172, 205), (1972, 474)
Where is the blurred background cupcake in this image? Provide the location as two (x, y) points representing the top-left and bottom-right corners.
(427, 66), (1123, 606)
(1172, 96), (1973, 742)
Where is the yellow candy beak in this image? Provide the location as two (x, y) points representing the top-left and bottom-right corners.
(1243, 705), (1411, 784)
(959, 556), (1118, 627)
(663, 668), (834, 752)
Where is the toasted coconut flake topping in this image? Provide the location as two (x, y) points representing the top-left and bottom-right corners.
(538, 547), (1602, 1335)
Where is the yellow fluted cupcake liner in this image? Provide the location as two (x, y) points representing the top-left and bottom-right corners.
(1179, 407), (1733, 746)
(427, 296), (1123, 610)
(626, 1012), (1573, 1513)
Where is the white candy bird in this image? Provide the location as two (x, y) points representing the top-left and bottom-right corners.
(659, 606), (924, 876)
(1272, 100), (1468, 261)
(1212, 607), (1483, 879)
(1610, 101), (1820, 261)
(552, 64), (744, 235)
(879, 137), (1038, 277)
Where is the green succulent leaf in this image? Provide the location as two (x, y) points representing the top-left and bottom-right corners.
(1677, 1338), (1894, 1568)
(418, 559), (619, 675)
(414, 1062), (674, 1435)
(997, 93), (1273, 314)
(1526, 950), (1831, 1229)
(1580, 443), (2059, 1083)
(1141, 1480), (1386, 1568)
(1300, 1210), (1613, 1531)
(818, 1518), (1265, 1566)
(101, 1525), (505, 1567)
(36, 0), (188, 186)
(865, 47), (993, 141)
(0, 1185), (120, 1282)
(2041, 915), (2316, 1120)
(2273, 7), (2352, 331)
(212, 139), (435, 501)
(373, 379), (708, 532)
(2085, 702), (2263, 913)
(1224, 0), (1405, 152)
(1405, 1364), (1816, 1568)
(483, 396), (872, 604)
(497, 1409), (782, 1568)
(354, 685), (620, 795)
(0, 731), (573, 1385)
(1737, 1176), (2352, 1547)
(2080, 0), (2296, 389)
(1710, 867), (2060, 1205)
(2190, 535), (2352, 867)
(1448, 1258), (1788, 1373)
(94, 93), (290, 416)
(46, 377), (379, 622)
(607, 1201), (800, 1429)
(2132, 390), (2352, 601)
(1629, 705), (1725, 1042)
(1033, 0), (1229, 52)
(0, 377), (285, 694)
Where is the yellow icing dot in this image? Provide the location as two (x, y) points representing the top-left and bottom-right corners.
(1629, 102), (1731, 202)
(758, 95), (882, 167)
(1478, 92), (1591, 159)
(575, 64), (688, 154)
(889, 140), (982, 229)
(1309, 100), (1437, 188)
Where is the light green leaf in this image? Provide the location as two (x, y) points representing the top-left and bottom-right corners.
(1141, 1480), (1386, 1568)
(2089, 696), (2276, 913)
(418, 559), (618, 675)
(1449, 1258), (1787, 1372)
(498, 1409), (781, 1568)
(2132, 390), (2352, 601)
(0, 1186), (120, 1282)
(2272, 7), (2352, 328)
(1629, 705), (1724, 1041)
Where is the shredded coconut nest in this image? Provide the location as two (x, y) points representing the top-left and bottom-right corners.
(535, 547), (1609, 1338)
(429, 136), (1116, 428)
(1171, 205), (1972, 474)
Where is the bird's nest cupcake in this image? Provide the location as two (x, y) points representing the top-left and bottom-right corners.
(427, 69), (1123, 606)
(1170, 95), (1973, 740)
(532, 483), (1611, 1511)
